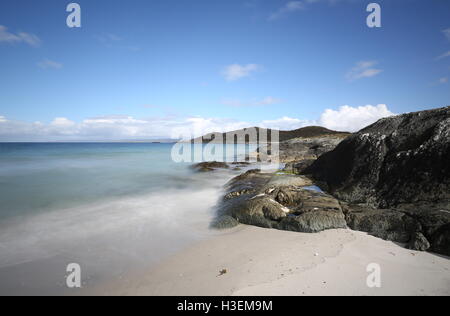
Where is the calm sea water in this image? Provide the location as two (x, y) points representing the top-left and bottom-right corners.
(0, 143), (197, 219)
(0, 142), (253, 295)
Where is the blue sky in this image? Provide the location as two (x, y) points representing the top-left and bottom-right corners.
(0, 0), (449, 140)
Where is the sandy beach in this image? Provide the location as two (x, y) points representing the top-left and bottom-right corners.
(94, 225), (450, 296)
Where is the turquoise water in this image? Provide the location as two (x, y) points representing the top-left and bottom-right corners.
(0, 143), (252, 294)
(0, 143), (192, 219)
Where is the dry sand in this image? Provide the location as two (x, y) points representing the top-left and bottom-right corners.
(95, 226), (450, 296)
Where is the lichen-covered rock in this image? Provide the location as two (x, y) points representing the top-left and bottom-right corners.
(217, 194), (288, 228)
(211, 215), (240, 229)
(217, 172), (346, 233)
(278, 209), (347, 233)
(407, 232), (431, 251)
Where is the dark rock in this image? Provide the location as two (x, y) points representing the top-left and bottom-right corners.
(258, 135), (348, 163)
(301, 107), (450, 255)
(191, 161), (229, 172)
(284, 159), (316, 175)
(231, 162), (251, 165)
(278, 208), (347, 233)
(430, 224), (450, 256)
(218, 194), (288, 228)
(407, 232), (431, 251)
(217, 172), (346, 233)
(304, 106), (450, 208)
(211, 215), (240, 229)
(343, 205), (420, 243)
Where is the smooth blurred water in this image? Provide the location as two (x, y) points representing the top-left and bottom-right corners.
(0, 142), (252, 295)
(0, 143), (194, 219)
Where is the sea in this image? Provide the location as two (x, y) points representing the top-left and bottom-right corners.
(0, 142), (256, 295)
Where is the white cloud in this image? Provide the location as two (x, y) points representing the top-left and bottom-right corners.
(37, 59), (63, 70)
(260, 117), (314, 131)
(443, 28), (450, 41)
(346, 61), (383, 81)
(0, 25), (41, 47)
(318, 104), (395, 132)
(268, 0), (323, 21)
(436, 51), (450, 60)
(0, 104), (396, 141)
(51, 117), (75, 127)
(438, 77), (448, 84)
(222, 96), (282, 107)
(222, 64), (261, 81)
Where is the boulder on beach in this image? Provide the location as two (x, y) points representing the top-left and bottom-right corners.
(215, 171), (347, 233)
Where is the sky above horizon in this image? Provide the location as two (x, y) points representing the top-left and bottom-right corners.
(0, 0), (449, 141)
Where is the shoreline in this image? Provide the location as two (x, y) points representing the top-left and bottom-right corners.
(91, 225), (450, 296)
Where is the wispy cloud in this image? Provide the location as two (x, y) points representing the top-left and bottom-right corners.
(222, 64), (262, 81)
(95, 33), (140, 51)
(437, 77), (448, 84)
(436, 51), (450, 60)
(96, 33), (123, 43)
(0, 25), (41, 47)
(37, 59), (63, 70)
(346, 61), (383, 81)
(443, 28), (450, 41)
(268, 1), (305, 21)
(222, 96), (282, 107)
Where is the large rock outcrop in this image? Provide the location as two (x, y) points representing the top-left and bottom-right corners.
(304, 106), (450, 208)
(210, 107), (450, 256)
(257, 135), (348, 164)
(301, 106), (450, 255)
(213, 170), (348, 233)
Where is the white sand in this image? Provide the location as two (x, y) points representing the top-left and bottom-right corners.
(95, 226), (450, 296)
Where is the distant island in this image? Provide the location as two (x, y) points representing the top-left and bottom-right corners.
(190, 126), (351, 144)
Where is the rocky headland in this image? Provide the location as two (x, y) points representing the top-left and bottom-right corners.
(194, 106), (450, 256)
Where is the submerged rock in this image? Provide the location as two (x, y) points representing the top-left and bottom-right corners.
(191, 161), (230, 172)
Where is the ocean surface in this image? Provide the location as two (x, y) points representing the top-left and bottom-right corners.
(0, 143), (254, 295)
